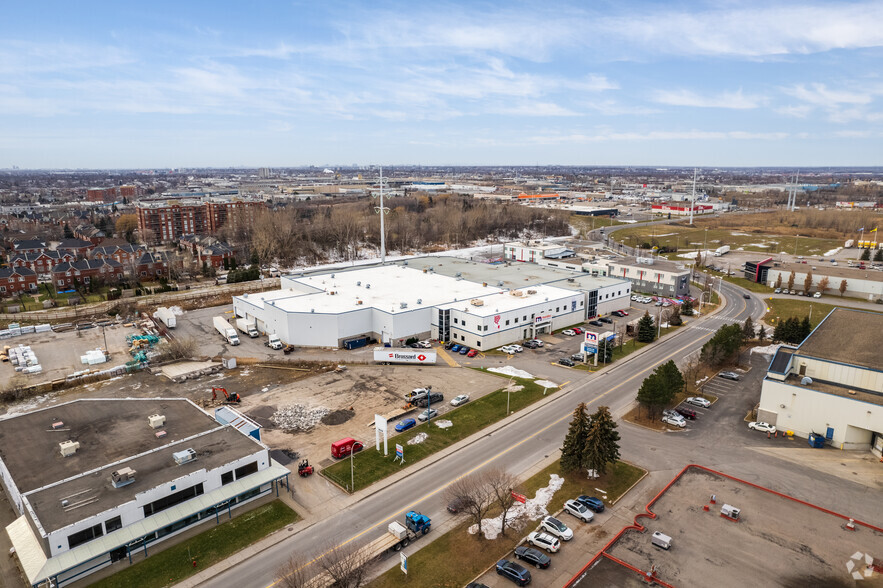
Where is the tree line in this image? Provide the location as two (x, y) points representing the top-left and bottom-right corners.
(221, 194), (571, 266)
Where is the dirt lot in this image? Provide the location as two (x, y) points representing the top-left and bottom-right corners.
(1, 323), (140, 386)
(237, 365), (504, 466)
(598, 468), (883, 588)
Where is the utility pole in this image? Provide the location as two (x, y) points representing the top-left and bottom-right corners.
(374, 167), (389, 264)
(689, 168), (696, 226)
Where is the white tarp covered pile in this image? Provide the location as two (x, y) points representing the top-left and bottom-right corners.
(8, 345), (41, 374)
(80, 348), (107, 365)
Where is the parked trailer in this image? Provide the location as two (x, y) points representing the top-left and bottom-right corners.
(373, 347), (437, 365)
(212, 316), (240, 346)
(235, 318), (259, 338)
(714, 245), (730, 256)
(153, 307), (176, 329)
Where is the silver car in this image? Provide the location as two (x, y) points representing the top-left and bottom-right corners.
(563, 499), (594, 522)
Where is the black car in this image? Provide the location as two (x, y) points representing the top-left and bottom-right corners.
(514, 546), (551, 569)
(599, 317), (613, 324)
(415, 392), (444, 408)
(588, 320), (603, 327)
(676, 407), (697, 420)
(466, 584), (491, 588)
(558, 357), (575, 367)
(496, 559), (532, 586)
(523, 340), (540, 349)
(444, 342), (455, 350)
(743, 293), (751, 299)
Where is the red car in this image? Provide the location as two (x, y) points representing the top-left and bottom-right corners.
(467, 349), (478, 357)
(572, 327), (583, 334)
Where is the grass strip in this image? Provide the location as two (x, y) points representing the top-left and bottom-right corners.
(322, 376), (555, 492)
(89, 500), (298, 588)
(368, 460), (645, 588)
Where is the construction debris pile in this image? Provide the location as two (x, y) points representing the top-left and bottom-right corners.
(126, 334), (160, 363)
(80, 349), (108, 365)
(270, 404), (330, 431)
(5, 344), (41, 374)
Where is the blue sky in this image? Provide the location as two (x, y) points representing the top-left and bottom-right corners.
(2, 1), (882, 168)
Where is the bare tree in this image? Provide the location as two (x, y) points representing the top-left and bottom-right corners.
(317, 542), (371, 588)
(803, 271), (813, 293)
(839, 279), (848, 297)
(443, 471), (496, 536)
(818, 276), (829, 294)
(275, 553), (313, 588)
(484, 468), (521, 536)
(787, 270), (795, 291)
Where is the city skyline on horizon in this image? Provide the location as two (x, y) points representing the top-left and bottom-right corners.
(2, 1), (883, 169)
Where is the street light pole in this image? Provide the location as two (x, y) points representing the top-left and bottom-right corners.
(350, 447), (355, 492)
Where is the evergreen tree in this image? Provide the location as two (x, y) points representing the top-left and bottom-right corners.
(250, 251), (260, 266)
(636, 311), (656, 343)
(757, 324), (767, 343)
(800, 316), (812, 341)
(658, 360), (685, 397)
(230, 257), (238, 270)
(560, 403), (591, 473)
(775, 274), (782, 289)
(63, 223), (73, 239)
(700, 323), (744, 366)
(875, 249), (883, 262)
(636, 372), (665, 419)
(772, 320), (784, 343)
(597, 338), (613, 363)
(860, 248), (871, 261)
(583, 406), (620, 477)
(742, 316), (755, 340)
(680, 298), (694, 316)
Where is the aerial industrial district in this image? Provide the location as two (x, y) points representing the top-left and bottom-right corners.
(0, 168), (881, 588)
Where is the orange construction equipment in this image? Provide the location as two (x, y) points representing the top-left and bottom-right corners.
(211, 387), (241, 404)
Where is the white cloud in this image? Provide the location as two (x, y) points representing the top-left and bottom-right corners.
(653, 89), (765, 109)
(526, 129), (790, 145)
(783, 83), (872, 106)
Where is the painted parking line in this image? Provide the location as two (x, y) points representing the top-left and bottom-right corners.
(436, 347), (460, 367)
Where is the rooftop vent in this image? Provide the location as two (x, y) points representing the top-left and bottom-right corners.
(511, 290), (523, 297)
(800, 377), (813, 385)
(330, 274), (335, 278)
(403, 261), (408, 265)
(357, 300), (363, 305)
(498, 281), (504, 287)
(51, 421), (64, 430)
(59, 440), (80, 457)
(417, 299), (422, 304)
(173, 448), (197, 465)
(470, 299), (485, 307)
(111, 467), (137, 488)
(147, 414), (165, 429)
(357, 281), (361, 286)
(311, 309), (315, 313)
(400, 302), (408, 309)
(455, 272), (462, 277)
(567, 278), (575, 283)
(366, 284), (371, 289)
(527, 289), (538, 295)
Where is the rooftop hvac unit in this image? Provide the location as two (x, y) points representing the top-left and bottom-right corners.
(470, 299), (485, 306)
(800, 377), (813, 385)
(511, 290), (523, 297)
(567, 278), (575, 283)
(147, 414), (166, 429)
(357, 281), (361, 286)
(527, 289), (537, 295)
(111, 467), (137, 488)
(173, 448), (197, 465)
(455, 272), (462, 277)
(366, 284), (371, 289)
(417, 299), (422, 304)
(498, 281), (504, 287)
(357, 300), (363, 305)
(330, 274), (335, 278)
(59, 440), (80, 457)
(400, 302), (408, 309)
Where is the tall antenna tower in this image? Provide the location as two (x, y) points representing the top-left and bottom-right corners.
(373, 166), (390, 264)
(689, 168), (697, 226)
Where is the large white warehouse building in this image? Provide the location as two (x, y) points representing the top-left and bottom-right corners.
(232, 256), (631, 348)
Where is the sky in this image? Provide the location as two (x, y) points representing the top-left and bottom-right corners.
(2, 1), (883, 169)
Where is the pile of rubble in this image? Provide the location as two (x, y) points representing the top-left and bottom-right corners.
(271, 404), (331, 431)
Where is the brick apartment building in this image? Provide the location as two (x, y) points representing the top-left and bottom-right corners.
(135, 192), (264, 243)
(91, 243), (148, 266)
(86, 185), (139, 203)
(11, 239), (48, 255)
(73, 223), (106, 245)
(9, 251), (75, 278)
(55, 238), (95, 258)
(0, 267), (38, 296)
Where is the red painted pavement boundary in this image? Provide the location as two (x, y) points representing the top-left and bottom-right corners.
(564, 464), (883, 588)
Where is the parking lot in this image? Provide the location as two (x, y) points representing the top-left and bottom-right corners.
(594, 466), (883, 587)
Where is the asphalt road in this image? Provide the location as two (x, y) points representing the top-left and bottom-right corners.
(202, 281), (768, 588)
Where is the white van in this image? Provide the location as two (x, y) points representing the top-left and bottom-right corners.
(651, 531), (672, 550)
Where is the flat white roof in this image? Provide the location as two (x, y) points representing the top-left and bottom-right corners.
(437, 284), (577, 317)
(250, 265), (501, 315)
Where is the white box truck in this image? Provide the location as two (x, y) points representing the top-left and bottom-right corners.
(713, 245), (730, 256)
(213, 316), (240, 345)
(153, 307), (176, 329)
(235, 318), (259, 338)
(373, 347), (437, 365)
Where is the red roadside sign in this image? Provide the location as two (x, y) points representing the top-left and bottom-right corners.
(511, 491), (527, 504)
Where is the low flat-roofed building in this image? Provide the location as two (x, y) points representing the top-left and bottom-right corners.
(504, 240), (575, 263)
(759, 308), (883, 454)
(232, 256), (632, 348)
(764, 261), (883, 301)
(607, 256), (691, 298)
(1, 398), (289, 587)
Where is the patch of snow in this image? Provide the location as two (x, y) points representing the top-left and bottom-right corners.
(746, 243), (770, 248)
(730, 232), (751, 236)
(751, 344), (782, 357)
(168, 306), (184, 315)
(489, 366), (534, 379)
(239, 368), (251, 377)
(823, 247), (841, 257)
(468, 474), (565, 540)
(407, 432), (428, 445)
(434, 419), (453, 429)
(261, 387), (269, 392)
(535, 380), (558, 388)
(736, 247), (745, 251)
(0, 391), (62, 421)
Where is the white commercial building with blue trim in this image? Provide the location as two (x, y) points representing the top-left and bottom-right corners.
(1, 398), (289, 587)
(758, 308), (883, 455)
